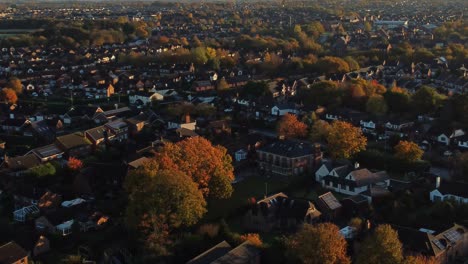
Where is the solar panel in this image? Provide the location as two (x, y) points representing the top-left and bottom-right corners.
(320, 193), (342, 210)
(444, 229), (462, 243)
(432, 239), (445, 250)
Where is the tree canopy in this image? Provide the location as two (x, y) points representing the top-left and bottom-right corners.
(356, 224), (403, 264)
(277, 113), (308, 139)
(286, 223), (350, 264)
(326, 121), (367, 159)
(394, 140), (424, 162)
(156, 137), (234, 199)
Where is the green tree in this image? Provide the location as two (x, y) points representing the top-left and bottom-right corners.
(412, 86), (446, 114)
(28, 163), (56, 178)
(326, 121), (367, 159)
(191, 47), (208, 65)
(286, 223), (350, 264)
(316, 56), (350, 74)
(356, 224), (404, 264)
(343, 56), (360, 71)
(309, 120), (331, 142)
(125, 160), (206, 230)
(366, 95), (388, 115)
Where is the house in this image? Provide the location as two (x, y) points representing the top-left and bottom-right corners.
(126, 113), (148, 135)
(104, 119), (128, 141)
(55, 133), (92, 157)
(235, 149), (247, 162)
(3, 154), (41, 176)
(38, 191), (62, 213)
(28, 144), (64, 162)
(244, 192), (321, 232)
(396, 224), (468, 263)
(0, 241), (29, 264)
(435, 129), (465, 146)
(168, 114), (197, 131)
(93, 106), (132, 123)
(257, 140), (322, 176)
(1, 118), (31, 133)
(33, 236), (50, 257)
(13, 204), (40, 222)
(430, 177), (468, 204)
(187, 240), (261, 264)
(316, 163), (390, 200)
(271, 103), (299, 116)
(456, 135), (468, 149)
(316, 192), (342, 221)
(129, 91), (163, 106)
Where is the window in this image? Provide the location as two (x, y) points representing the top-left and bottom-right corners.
(433, 195), (442, 202)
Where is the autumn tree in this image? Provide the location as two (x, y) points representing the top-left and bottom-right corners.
(68, 157), (83, 171)
(326, 121), (367, 159)
(356, 224), (403, 264)
(240, 233), (263, 248)
(394, 140), (424, 162)
(156, 137), (234, 199)
(7, 77), (22, 94)
(138, 213), (172, 256)
(277, 113), (308, 139)
(403, 255), (436, 264)
(366, 95), (388, 115)
(125, 160), (206, 230)
(216, 78), (230, 91)
(0, 88), (18, 104)
(286, 223), (350, 264)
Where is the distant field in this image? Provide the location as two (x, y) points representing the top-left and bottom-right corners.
(0, 29), (43, 38)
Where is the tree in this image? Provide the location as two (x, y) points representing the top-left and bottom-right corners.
(286, 223), (350, 264)
(68, 157), (83, 171)
(348, 217), (364, 234)
(343, 56), (360, 71)
(7, 77), (22, 94)
(366, 95), (388, 115)
(316, 56), (350, 74)
(356, 224), (403, 264)
(157, 137), (234, 199)
(326, 121), (367, 159)
(0, 88), (17, 104)
(384, 89), (411, 113)
(29, 163), (56, 178)
(125, 160), (206, 230)
(240, 233), (263, 247)
(310, 120), (331, 142)
(403, 255), (436, 264)
(216, 78), (230, 91)
(394, 140), (424, 162)
(411, 86), (446, 114)
(138, 213), (172, 256)
(277, 113), (308, 139)
(191, 47), (208, 65)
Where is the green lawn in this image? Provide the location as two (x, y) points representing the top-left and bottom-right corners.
(205, 176), (289, 220)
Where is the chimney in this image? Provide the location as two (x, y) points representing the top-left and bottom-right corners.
(354, 162), (360, 169)
(278, 135), (285, 140)
(9, 113), (14, 119)
(184, 114), (191, 124)
(436, 176), (441, 189)
(114, 104), (118, 110)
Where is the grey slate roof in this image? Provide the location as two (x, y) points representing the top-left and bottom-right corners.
(258, 140), (313, 158)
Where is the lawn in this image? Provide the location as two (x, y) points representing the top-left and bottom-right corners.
(205, 176), (289, 220)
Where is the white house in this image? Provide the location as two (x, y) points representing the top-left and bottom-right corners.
(316, 163), (390, 197)
(271, 104), (299, 116)
(436, 129), (465, 146)
(235, 149), (247, 162)
(129, 91), (164, 106)
(430, 177), (468, 204)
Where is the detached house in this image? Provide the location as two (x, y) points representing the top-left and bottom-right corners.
(55, 133), (92, 157)
(244, 192), (321, 232)
(257, 140), (322, 176)
(315, 162), (390, 201)
(0, 241), (29, 264)
(430, 178), (468, 204)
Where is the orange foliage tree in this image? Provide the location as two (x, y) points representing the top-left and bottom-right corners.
(286, 223), (350, 264)
(277, 113), (308, 139)
(240, 233), (263, 247)
(394, 140), (424, 162)
(138, 213), (172, 256)
(404, 255), (436, 264)
(68, 157), (83, 171)
(326, 121), (367, 159)
(157, 137), (234, 199)
(0, 88), (18, 104)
